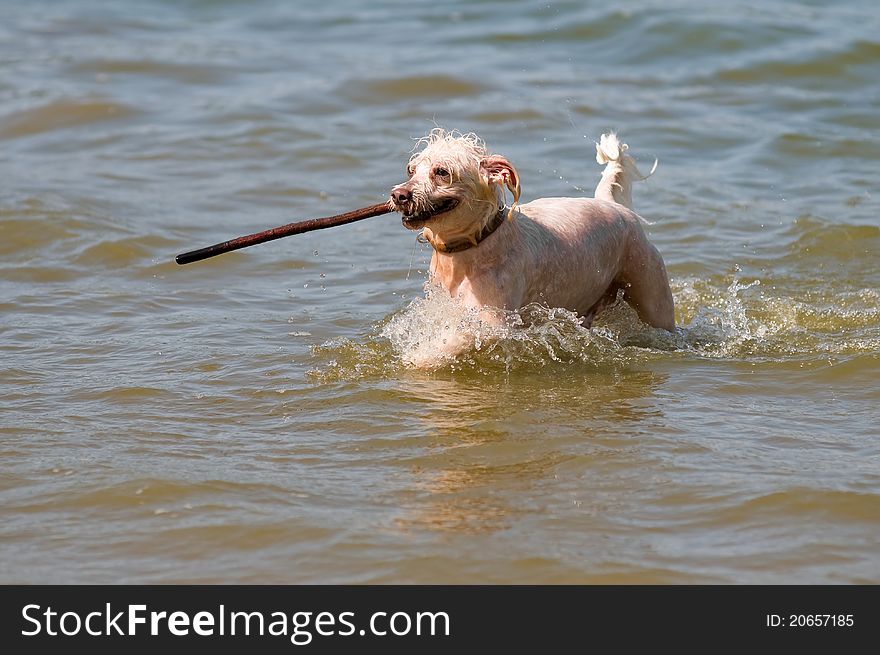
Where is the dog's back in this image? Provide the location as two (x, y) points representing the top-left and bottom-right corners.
(506, 133), (670, 330)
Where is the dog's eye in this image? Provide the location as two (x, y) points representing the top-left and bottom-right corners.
(406, 165), (414, 177)
(433, 167), (449, 178)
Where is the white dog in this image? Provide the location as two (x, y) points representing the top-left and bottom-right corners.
(389, 129), (674, 359)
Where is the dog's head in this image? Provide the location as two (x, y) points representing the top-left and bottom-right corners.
(389, 129), (520, 236)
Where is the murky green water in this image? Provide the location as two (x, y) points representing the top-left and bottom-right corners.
(1, 0), (878, 583)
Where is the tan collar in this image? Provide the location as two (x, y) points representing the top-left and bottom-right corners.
(423, 207), (508, 254)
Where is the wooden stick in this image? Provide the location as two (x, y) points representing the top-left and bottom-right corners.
(175, 202), (392, 265)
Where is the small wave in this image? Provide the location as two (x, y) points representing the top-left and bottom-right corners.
(718, 39), (880, 84)
(308, 273), (879, 380)
(72, 235), (179, 269)
(70, 59), (231, 85)
(0, 98), (140, 140)
(781, 216), (879, 263)
(341, 75), (488, 105)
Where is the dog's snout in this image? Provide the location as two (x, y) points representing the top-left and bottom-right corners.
(391, 185), (412, 205)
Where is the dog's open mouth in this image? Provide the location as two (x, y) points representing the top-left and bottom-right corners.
(400, 198), (459, 229)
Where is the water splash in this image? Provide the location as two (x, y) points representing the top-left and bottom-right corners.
(307, 274), (879, 381)
(674, 275), (767, 356)
(383, 291), (625, 371)
(673, 273), (879, 359)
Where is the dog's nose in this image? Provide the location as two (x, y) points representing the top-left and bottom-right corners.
(391, 186), (412, 205)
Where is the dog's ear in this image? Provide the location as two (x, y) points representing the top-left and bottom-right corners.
(480, 156), (521, 208)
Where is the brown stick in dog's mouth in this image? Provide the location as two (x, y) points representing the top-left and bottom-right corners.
(175, 202), (392, 265)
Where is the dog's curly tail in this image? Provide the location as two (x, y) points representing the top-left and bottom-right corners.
(594, 133), (656, 212)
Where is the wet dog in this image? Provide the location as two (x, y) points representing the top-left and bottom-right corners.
(389, 129), (674, 359)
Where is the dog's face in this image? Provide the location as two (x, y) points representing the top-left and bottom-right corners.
(389, 130), (519, 235)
